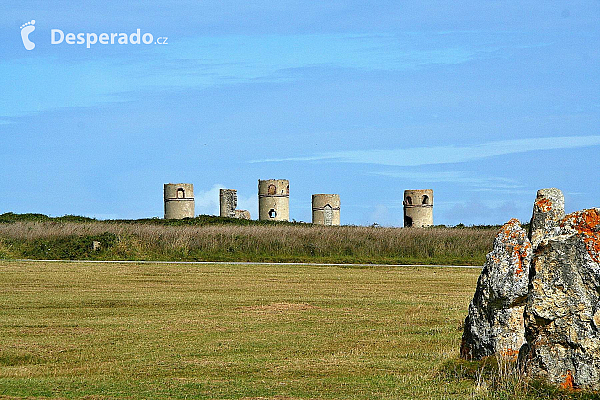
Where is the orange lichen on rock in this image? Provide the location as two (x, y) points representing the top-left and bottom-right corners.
(497, 219), (530, 275)
(561, 209), (600, 235)
(500, 218), (523, 238)
(512, 241), (531, 276)
(515, 262), (523, 276)
(461, 218), (530, 362)
(561, 370), (575, 390)
(561, 209), (600, 263)
(536, 197), (553, 212)
(500, 348), (519, 361)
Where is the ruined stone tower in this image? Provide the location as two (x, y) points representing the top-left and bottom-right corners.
(164, 183), (195, 219)
(258, 179), (289, 221)
(220, 189), (237, 218)
(312, 194), (340, 225)
(403, 189), (433, 227)
(219, 189), (251, 220)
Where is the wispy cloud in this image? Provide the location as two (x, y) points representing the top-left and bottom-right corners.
(193, 183), (225, 216)
(369, 170), (523, 189)
(252, 135), (600, 167)
(193, 183), (258, 218)
(1, 31), (533, 118)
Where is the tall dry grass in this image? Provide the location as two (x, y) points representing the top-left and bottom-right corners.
(0, 221), (497, 264)
(439, 355), (591, 400)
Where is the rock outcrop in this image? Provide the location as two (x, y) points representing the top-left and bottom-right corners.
(521, 208), (600, 389)
(529, 188), (565, 248)
(460, 219), (532, 360)
(460, 188), (600, 389)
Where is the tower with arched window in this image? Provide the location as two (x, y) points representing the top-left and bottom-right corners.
(312, 194), (340, 225)
(258, 179), (289, 221)
(403, 189), (433, 227)
(164, 183), (195, 219)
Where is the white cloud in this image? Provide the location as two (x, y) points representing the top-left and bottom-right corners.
(194, 184), (258, 219)
(440, 199), (524, 226)
(366, 204), (397, 227)
(369, 170), (523, 189)
(194, 183), (226, 216)
(251, 135), (600, 167)
(0, 33), (501, 119)
(236, 192), (258, 220)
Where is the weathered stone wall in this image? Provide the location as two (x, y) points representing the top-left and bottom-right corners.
(312, 194), (340, 225)
(164, 183), (195, 219)
(258, 179), (289, 221)
(403, 189), (433, 227)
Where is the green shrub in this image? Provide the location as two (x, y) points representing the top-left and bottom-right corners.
(17, 232), (118, 260)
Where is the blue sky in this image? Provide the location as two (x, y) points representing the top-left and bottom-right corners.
(1, 1), (598, 225)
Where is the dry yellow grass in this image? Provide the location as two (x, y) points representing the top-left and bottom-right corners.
(0, 221), (496, 265)
(0, 260), (480, 399)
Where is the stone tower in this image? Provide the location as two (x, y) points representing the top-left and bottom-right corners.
(164, 183), (195, 219)
(219, 189), (251, 220)
(258, 179), (289, 221)
(403, 189), (433, 227)
(312, 194), (340, 225)
(220, 189), (238, 218)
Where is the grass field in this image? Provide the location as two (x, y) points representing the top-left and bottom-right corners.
(0, 260), (482, 399)
(0, 216), (498, 265)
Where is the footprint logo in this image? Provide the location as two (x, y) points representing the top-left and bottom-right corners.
(20, 20), (36, 50)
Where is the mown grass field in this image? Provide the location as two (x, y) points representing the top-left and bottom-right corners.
(1, 261), (482, 399)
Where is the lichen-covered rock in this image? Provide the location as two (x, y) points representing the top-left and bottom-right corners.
(521, 208), (600, 389)
(529, 188), (565, 248)
(461, 219), (532, 360)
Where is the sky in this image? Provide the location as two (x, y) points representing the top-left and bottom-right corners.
(1, 1), (598, 226)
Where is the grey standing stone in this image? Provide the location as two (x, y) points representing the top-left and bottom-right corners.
(521, 208), (600, 389)
(529, 188), (565, 248)
(461, 219), (532, 360)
